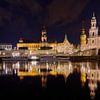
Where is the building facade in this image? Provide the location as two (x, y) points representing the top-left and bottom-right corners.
(17, 13), (100, 55)
(0, 43), (12, 50)
(17, 28), (73, 54)
(81, 13), (100, 53)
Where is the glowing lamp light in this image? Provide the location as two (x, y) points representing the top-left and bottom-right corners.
(31, 56), (38, 59)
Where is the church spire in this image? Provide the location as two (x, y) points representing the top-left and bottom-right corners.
(63, 33), (68, 43)
(41, 26), (47, 42)
(81, 21), (86, 35)
(92, 12), (96, 20)
(63, 33), (71, 46)
(93, 12), (95, 17)
(64, 33), (67, 40)
(89, 12), (98, 38)
(91, 12), (96, 28)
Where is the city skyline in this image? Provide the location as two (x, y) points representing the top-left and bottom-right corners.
(0, 0), (100, 46)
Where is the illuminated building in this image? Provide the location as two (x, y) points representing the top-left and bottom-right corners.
(56, 34), (74, 54)
(16, 12), (100, 55)
(81, 13), (100, 52)
(87, 12), (99, 49)
(80, 22), (87, 50)
(0, 43), (12, 50)
(17, 27), (73, 54)
(17, 27), (56, 51)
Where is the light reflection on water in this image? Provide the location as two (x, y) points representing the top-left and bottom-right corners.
(0, 60), (100, 99)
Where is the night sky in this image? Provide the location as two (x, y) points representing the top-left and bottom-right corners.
(0, 0), (100, 46)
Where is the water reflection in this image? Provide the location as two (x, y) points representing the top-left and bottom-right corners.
(0, 60), (100, 99)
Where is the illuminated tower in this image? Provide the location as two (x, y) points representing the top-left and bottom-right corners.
(41, 26), (47, 43)
(80, 21), (86, 48)
(87, 12), (99, 49)
(89, 12), (98, 37)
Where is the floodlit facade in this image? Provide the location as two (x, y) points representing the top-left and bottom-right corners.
(17, 28), (74, 54)
(0, 43), (12, 50)
(81, 13), (100, 52)
(16, 13), (100, 55)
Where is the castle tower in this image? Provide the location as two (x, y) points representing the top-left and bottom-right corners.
(87, 12), (99, 49)
(80, 21), (86, 49)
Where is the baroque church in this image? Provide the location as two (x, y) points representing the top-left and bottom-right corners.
(80, 13), (100, 53)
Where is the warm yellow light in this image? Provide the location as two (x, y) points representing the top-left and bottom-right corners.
(20, 76), (24, 80)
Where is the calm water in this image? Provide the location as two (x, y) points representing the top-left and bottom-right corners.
(0, 60), (100, 99)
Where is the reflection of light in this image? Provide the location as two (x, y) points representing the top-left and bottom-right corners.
(14, 69), (17, 74)
(46, 52), (48, 54)
(29, 66), (32, 72)
(3, 52), (5, 55)
(12, 64), (15, 69)
(30, 50), (32, 54)
(46, 62), (49, 70)
(25, 64), (28, 70)
(20, 76), (24, 80)
(31, 61), (37, 66)
(3, 61), (6, 70)
(81, 63), (85, 73)
(38, 68), (41, 73)
(68, 62), (73, 72)
(16, 62), (20, 69)
(87, 68), (90, 73)
(12, 52), (20, 57)
(5, 68), (8, 74)
(41, 76), (47, 87)
(57, 66), (60, 71)
(80, 72), (86, 87)
(53, 61), (56, 65)
(31, 56), (38, 59)
(88, 80), (97, 99)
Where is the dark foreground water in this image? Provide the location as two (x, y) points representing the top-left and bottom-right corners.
(0, 60), (100, 100)
(0, 75), (90, 100)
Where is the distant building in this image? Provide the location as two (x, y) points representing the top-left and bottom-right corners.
(17, 27), (74, 54)
(0, 43), (12, 50)
(56, 34), (74, 54)
(80, 22), (87, 50)
(80, 13), (100, 53)
(17, 27), (56, 51)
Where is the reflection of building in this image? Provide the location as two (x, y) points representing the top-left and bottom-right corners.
(87, 69), (100, 99)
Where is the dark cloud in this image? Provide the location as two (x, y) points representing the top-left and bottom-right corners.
(0, 0), (99, 45)
(46, 0), (90, 26)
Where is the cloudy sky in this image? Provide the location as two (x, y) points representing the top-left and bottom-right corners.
(0, 0), (100, 46)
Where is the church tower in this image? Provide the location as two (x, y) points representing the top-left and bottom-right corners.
(87, 12), (99, 49)
(41, 26), (47, 42)
(80, 21), (86, 47)
(89, 12), (98, 38)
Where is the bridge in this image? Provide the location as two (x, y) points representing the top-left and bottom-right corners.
(0, 47), (100, 62)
